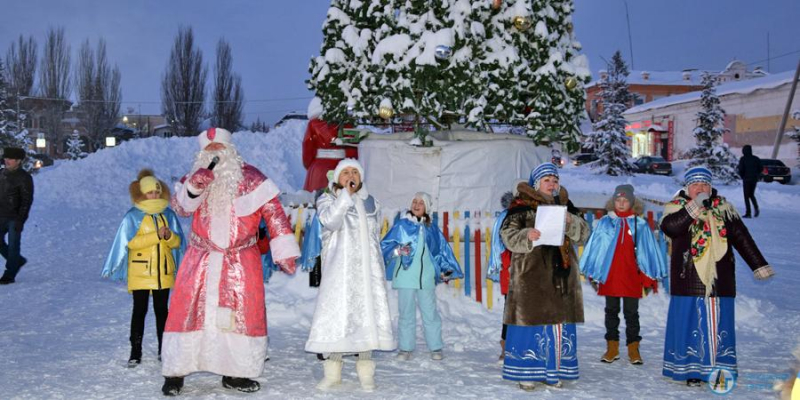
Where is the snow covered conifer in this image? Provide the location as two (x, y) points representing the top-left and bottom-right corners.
(0, 60), (35, 170)
(590, 50), (634, 176)
(311, 0), (589, 150)
(686, 73), (739, 184)
(65, 130), (87, 160)
(309, 0), (393, 124)
(0, 60), (20, 149)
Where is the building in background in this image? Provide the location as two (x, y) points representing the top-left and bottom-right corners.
(624, 70), (799, 165)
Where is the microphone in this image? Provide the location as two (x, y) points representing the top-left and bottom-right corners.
(207, 156), (220, 171)
(552, 189), (560, 205)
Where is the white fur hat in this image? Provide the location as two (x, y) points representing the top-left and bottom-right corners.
(198, 127), (233, 149)
(332, 158), (364, 184)
(413, 192), (432, 213)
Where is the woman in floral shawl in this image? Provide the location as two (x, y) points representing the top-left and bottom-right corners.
(660, 166), (775, 387)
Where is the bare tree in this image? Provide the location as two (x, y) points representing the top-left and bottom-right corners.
(5, 35), (37, 97)
(161, 26), (207, 137)
(38, 27), (72, 154)
(75, 39), (122, 151)
(211, 38), (244, 131)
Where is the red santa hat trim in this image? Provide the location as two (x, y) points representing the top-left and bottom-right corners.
(198, 127), (232, 149)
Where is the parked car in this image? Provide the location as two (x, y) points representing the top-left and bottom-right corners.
(633, 156), (672, 175)
(31, 153), (54, 170)
(759, 158), (791, 184)
(571, 153), (598, 166)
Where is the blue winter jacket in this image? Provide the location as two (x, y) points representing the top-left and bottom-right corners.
(381, 214), (463, 285)
(579, 213), (667, 284)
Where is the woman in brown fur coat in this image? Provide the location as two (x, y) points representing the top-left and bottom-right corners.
(499, 162), (590, 391)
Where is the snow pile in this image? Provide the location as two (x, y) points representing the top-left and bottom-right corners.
(34, 120), (307, 212)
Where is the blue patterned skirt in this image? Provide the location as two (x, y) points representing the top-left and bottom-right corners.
(502, 323), (579, 384)
(663, 296), (737, 382)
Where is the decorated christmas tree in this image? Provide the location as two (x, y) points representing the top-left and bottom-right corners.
(308, 0), (590, 150)
(589, 51), (635, 176)
(687, 73), (739, 184)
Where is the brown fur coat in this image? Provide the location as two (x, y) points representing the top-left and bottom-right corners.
(500, 183), (590, 326)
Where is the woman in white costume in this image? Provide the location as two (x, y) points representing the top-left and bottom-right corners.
(305, 158), (395, 391)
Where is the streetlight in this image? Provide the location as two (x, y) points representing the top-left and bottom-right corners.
(35, 132), (46, 153)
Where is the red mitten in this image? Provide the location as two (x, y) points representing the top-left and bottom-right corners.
(189, 168), (215, 191)
(277, 258), (296, 275)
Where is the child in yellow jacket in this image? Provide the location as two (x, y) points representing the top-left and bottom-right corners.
(102, 169), (186, 367)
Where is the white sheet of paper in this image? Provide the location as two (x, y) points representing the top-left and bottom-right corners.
(532, 205), (566, 247)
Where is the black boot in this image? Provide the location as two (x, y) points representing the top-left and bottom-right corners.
(128, 335), (143, 368)
(162, 377), (184, 396)
(754, 208), (760, 218)
(222, 376), (261, 393)
(686, 378), (703, 387)
(0, 274), (14, 284)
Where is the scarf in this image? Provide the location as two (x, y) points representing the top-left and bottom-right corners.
(134, 198), (168, 215)
(663, 193), (738, 297)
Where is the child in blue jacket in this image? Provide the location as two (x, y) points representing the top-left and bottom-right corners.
(381, 192), (463, 361)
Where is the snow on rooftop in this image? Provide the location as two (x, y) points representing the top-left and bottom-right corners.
(587, 69), (710, 88)
(624, 69), (797, 115)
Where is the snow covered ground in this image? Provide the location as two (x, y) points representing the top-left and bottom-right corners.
(0, 120), (797, 399)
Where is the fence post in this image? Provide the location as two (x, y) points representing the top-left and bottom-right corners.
(452, 213), (461, 291)
(474, 224), (482, 304)
(464, 211), (471, 298)
(294, 206), (304, 244)
(485, 227), (493, 310)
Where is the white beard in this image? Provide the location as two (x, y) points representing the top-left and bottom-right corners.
(191, 144), (244, 216)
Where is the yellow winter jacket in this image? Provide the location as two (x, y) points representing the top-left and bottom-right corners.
(127, 212), (181, 291)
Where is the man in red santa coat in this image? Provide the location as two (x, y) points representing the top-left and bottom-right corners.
(160, 127), (300, 396)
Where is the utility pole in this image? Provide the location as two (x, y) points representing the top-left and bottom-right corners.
(771, 58), (800, 159)
(624, 0), (635, 70)
(767, 32), (771, 73)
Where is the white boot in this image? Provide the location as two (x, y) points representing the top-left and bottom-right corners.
(316, 359), (342, 390)
(356, 359), (376, 391)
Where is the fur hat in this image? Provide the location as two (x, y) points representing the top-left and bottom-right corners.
(684, 166), (712, 187)
(613, 184), (635, 204)
(412, 192), (432, 213)
(3, 147), (26, 160)
(130, 169), (170, 203)
(332, 158), (364, 185)
(528, 162), (559, 190)
(198, 127), (233, 149)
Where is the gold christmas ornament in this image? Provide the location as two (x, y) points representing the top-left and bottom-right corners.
(491, 0), (502, 11)
(378, 105), (394, 120)
(565, 77), (578, 90)
(566, 22), (574, 34)
(513, 16), (532, 31)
